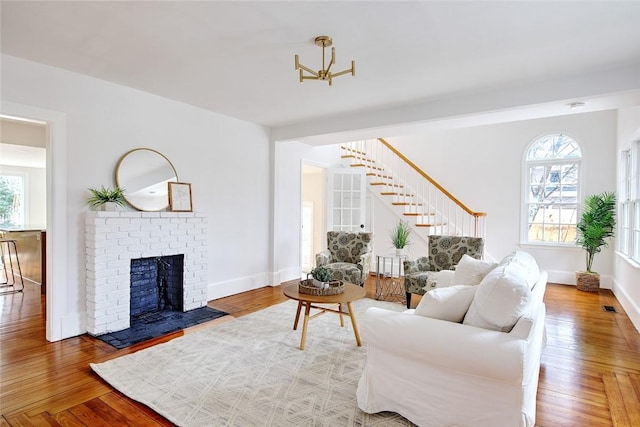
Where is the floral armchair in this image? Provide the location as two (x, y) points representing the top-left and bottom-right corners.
(403, 235), (484, 308)
(315, 231), (373, 286)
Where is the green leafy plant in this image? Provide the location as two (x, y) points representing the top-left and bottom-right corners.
(310, 266), (332, 283)
(390, 220), (411, 249)
(87, 185), (127, 208)
(576, 191), (616, 272)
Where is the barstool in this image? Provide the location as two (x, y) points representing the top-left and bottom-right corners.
(0, 239), (25, 294)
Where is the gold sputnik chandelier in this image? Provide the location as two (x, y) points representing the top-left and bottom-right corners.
(294, 36), (355, 86)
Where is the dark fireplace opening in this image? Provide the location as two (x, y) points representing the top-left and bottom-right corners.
(130, 255), (184, 318)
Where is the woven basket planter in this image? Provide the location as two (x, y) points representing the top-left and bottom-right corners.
(576, 271), (600, 292)
(299, 279), (344, 296)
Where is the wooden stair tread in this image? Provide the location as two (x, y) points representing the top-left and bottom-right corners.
(350, 164), (384, 171)
(340, 146), (366, 156)
(380, 192), (414, 197)
(391, 202), (423, 206)
(415, 223), (446, 227)
(370, 182), (403, 187)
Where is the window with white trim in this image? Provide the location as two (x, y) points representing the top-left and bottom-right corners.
(524, 134), (581, 244)
(0, 174), (25, 228)
(619, 140), (640, 263)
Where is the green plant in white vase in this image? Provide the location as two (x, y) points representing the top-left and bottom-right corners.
(87, 185), (127, 211)
(310, 266), (333, 287)
(390, 220), (411, 256)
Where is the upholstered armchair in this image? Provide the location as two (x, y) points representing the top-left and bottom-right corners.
(315, 231), (373, 286)
(403, 235), (484, 308)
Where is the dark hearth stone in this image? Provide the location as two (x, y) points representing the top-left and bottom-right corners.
(94, 307), (228, 349)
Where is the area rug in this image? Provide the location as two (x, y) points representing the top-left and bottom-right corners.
(94, 306), (228, 349)
(90, 298), (415, 426)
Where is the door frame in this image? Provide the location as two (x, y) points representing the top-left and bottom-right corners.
(300, 160), (328, 275)
(2, 101), (68, 342)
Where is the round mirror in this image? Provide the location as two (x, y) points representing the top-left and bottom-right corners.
(115, 148), (179, 211)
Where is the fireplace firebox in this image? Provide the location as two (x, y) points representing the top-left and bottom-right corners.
(130, 255), (184, 317)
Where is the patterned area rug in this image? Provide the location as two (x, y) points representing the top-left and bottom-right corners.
(91, 298), (415, 426)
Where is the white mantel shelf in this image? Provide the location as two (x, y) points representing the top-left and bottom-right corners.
(85, 210), (208, 335)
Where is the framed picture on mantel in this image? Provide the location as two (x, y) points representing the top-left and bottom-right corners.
(168, 182), (193, 212)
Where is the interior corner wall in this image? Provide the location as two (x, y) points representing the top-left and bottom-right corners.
(614, 106), (640, 332)
(387, 110), (617, 284)
(274, 141), (341, 283)
(2, 54), (271, 340)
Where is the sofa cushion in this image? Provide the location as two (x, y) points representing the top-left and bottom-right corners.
(451, 254), (498, 286)
(499, 251), (540, 289)
(414, 285), (477, 323)
(463, 262), (532, 332)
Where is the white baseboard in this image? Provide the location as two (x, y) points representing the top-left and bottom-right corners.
(612, 280), (640, 333)
(268, 266), (302, 289)
(547, 270), (613, 289)
(207, 267), (303, 300)
(60, 311), (86, 339)
(207, 273), (269, 301)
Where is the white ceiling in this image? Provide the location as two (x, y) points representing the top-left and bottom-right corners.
(2, 1), (640, 133)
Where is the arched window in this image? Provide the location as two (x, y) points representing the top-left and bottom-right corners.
(524, 134), (581, 244)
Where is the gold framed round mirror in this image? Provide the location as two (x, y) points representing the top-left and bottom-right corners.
(115, 148), (179, 211)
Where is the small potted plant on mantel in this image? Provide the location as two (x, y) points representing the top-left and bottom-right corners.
(390, 220), (411, 256)
(87, 185), (127, 211)
(575, 191), (616, 292)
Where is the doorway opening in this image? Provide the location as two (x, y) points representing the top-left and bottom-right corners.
(0, 111), (53, 339)
(301, 164), (326, 275)
(0, 116), (47, 293)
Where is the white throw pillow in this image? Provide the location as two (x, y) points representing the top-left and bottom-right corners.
(414, 285), (477, 323)
(463, 262), (532, 332)
(498, 251), (540, 289)
(451, 254), (498, 286)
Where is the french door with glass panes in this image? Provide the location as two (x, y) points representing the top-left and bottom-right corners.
(327, 168), (367, 232)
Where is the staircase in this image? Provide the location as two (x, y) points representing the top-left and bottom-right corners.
(341, 138), (486, 238)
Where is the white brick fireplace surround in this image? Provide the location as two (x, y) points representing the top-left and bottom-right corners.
(85, 211), (208, 335)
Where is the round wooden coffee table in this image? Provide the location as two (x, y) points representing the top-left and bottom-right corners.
(283, 282), (366, 350)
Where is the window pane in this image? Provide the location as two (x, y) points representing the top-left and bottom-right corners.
(526, 134), (582, 160)
(0, 175), (25, 228)
(561, 164), (578, 184)
(524, 133), (581, 245)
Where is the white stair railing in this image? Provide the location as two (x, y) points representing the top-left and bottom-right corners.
(341, 138), (486, 238)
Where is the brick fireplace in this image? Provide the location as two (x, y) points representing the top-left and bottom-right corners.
(85, 211), (208, 335)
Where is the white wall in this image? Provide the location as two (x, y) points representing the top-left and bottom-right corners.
(387, 110), (618, 285)
(273, 141), (340, 283)
(0, 164), (46, 226)
(2, 54), (271, 340)
(614, 106), (640, 331)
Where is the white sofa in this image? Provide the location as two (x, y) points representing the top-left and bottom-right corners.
(356, 251), (547, 427)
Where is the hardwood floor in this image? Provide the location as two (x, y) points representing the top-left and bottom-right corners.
(1, 277), (639, 426)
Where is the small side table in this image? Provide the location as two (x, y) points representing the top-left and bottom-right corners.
(375, 254), (406, 303)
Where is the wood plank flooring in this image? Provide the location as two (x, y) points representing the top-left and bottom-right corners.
(1, 277), (639, 426)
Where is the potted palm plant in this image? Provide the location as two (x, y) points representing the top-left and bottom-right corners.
(390, 220), (411, 256)
(575, 191), (616, 291)
(87, 185), (127, 211)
